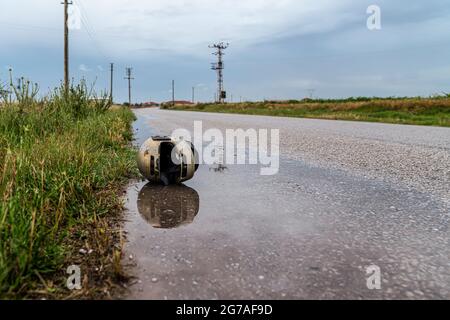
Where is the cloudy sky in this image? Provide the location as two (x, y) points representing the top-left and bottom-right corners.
(1, 0), (450, 102)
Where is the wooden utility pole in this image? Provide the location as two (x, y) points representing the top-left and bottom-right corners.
(124, 67), (134, 106)
(110, 63), (114, 103)
(63, 0), (72, 91)
(192, 86), (195, 104)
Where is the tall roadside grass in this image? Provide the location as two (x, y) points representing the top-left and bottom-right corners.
(166, 97), (450, 127)
(0, 79), (137, 298)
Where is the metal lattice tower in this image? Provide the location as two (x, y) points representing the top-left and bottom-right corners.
(209, 42), (229, 103)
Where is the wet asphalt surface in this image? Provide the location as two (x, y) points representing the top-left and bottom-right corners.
(122, 109), (449, 300)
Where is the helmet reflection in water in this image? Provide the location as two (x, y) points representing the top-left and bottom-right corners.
(137, 184), (200, 229)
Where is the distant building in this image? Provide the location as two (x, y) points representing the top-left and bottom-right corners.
(142, 101), (160, 107)
(130, 102), (161, 108)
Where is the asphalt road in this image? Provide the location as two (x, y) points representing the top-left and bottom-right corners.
(122, 108), (449, 300)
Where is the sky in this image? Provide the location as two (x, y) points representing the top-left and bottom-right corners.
(1, 0), (450, 103)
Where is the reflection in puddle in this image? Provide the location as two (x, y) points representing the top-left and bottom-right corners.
(209, 164), (228, 172)
(137, 183), (200, 229)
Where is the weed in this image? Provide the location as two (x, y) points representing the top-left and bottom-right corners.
(167, 97), (450, 127)
(0, 76), (137, 298)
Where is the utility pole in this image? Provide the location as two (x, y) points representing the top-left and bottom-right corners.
(62, 0), (72, 92)
(209, 42), (229, 103)
(109, 63), (114, 103)
(307, 89), (316, 99)
(124, 67), (134, 106)
(172, 80), (175, 106)
(8, 68), (13, 103)
(192, 86), (195, 104)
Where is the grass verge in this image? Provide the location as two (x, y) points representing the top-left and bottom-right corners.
(0, 81), (138, 299)
(165, 97), (450, 127)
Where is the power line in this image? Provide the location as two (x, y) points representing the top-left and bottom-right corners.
(73, 0), (110, 61)
(209, 42), (229, 103)
(68, 0), (112, 96)
(0, 22), (59, 31)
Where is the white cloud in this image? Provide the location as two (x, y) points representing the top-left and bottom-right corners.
(284, 79), (322, 89)
(97, 0), (356, 56)
(0, 0), (355, 58)
(3, 0), (449, 100)
(195, 83), (208, 90)
(79, 64), (91, 72)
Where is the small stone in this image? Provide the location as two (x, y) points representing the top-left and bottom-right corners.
(258, 275), (265, 280)
(151, 278), (158, 283)
(414, 290), (424, 296)
(79, 249), (87, 255)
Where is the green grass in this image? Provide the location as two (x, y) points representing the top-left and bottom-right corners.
(0, 81), (137, 298)
(165, 97), (450, 127)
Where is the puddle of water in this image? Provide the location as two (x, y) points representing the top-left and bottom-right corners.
(137, 183), (200, 229)
(132, 111), (157, 147)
